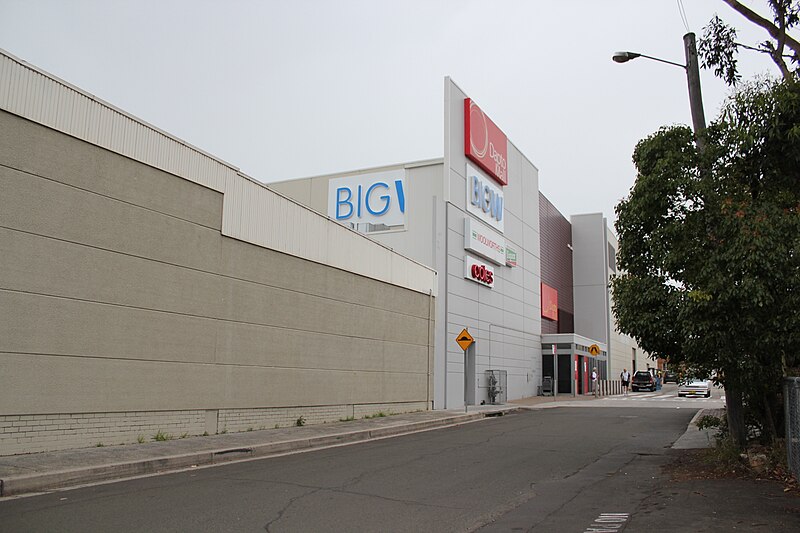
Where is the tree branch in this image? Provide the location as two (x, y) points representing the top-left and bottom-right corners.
(723, 0), (800, 57)
(735, 40), (795, 57)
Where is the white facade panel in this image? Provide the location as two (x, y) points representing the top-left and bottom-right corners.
(443, 77), (541, 407)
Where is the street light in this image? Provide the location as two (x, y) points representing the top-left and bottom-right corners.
(613, 32), (706, 148)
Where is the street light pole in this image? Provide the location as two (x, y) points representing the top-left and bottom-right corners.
(683, 32), (706, 148)
(613, 32), (706, 148)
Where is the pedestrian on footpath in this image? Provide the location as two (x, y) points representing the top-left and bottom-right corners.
(592, 367), (598, 397)
(620, 368), (630, 396)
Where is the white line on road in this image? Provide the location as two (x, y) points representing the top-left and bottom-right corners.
(583, 512), (630, 532)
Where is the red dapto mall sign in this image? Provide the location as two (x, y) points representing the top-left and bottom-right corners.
(464, 98), (508, 186)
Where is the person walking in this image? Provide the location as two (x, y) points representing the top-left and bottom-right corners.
(591, 367), (598, 397)
(620, 368), (630, 396)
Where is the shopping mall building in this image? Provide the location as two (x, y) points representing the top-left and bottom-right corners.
(0, 50), (648, 455)
(271, 77), (648, 409)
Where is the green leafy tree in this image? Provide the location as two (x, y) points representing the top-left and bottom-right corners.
(612, 78), (800, 448)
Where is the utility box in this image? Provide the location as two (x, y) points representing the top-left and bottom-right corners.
(542, 376), (554, 396)
(485, 370), (507, 404)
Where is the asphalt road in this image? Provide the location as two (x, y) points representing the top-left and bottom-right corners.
(0, 405), (698, 533)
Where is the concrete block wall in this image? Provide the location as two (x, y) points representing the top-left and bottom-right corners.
(0, 400), (431, 455)
(219, 401), (429, 433)
(0, 109), (435, 455)
(0, 411), (207, 455)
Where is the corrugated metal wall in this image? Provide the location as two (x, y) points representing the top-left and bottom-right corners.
(0, 49), (436, 296)
(539, 192), (574, 334)
(0, 52), (234, 193)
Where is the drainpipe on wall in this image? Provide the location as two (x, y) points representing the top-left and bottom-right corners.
(428, 288), (434, 410)
(603, 219), (613, 379)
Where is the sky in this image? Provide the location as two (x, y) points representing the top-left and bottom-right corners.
(0, 1), (780, 226)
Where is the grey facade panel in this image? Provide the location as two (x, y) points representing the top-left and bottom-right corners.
(0, 110), (223, 230)
(0, 111), (435, 425)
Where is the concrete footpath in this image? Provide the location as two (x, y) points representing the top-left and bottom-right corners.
(0, 394), (711, 498)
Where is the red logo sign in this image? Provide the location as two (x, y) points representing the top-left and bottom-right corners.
(471, 263), (494, 285)
(541, 283), (558, 321)
(464, 98), (508, 186)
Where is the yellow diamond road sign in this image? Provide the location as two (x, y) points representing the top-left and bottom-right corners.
(456, 328), (475, 351)
(588, 344), (601, 356)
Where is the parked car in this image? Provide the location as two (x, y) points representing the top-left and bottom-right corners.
(631, 370), (658, 392)
(678, 378), (711, 398)
(663, 371), (678, 383)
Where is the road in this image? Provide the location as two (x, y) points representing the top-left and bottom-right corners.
(0, 389), (718, 532)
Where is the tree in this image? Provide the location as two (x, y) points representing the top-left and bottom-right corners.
(700, 0), (800, 84)
(612, 78), (800, 449)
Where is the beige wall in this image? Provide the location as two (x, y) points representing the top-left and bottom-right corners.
(0, 110), (435, 454)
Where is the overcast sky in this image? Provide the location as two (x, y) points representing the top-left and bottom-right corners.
(0, 1), (779, 225)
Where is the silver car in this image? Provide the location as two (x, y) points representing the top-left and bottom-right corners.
(678, 378), (711, 398)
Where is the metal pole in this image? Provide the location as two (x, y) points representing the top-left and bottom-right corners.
(463, 347), (468, 413)
(683, 32), (707, 147)
(553, 345), (558, 401)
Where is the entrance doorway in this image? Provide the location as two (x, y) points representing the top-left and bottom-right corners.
(557, 354), (571, 394)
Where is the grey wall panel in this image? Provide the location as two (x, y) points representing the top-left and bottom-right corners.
(0, 286), (428, 376)
(0, 229), (431, 347)
(0, 113), (435, 419)
(217, 239), (431, 320)
(0, 227), (227, 319)
(214, 321), (429, 372)
(1, 290), (219, 365)
(266, 178), (313, 207)
(503, 211), (524, 250)
(0, 235), (430, 357)
(0, 110), (223, 230)
(572, 213), (610, 344)
(0, 354), (428, 414)
(1, 166), (224, 272)
(573, 285), (609, 343)
(504, 266), (525, 294)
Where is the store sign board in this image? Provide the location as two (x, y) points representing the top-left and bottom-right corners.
(465, 255), (495, 288)
(541, 282), (558, 321)
(466, 163), (504, 233)
(328, 170), (406, 227)
(464, 98), (508, 186)
(464, 216), (505, 266)
(505, 246), (517, 267)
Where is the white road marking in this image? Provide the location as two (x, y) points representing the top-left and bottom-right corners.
(608, 395), (718, 401)
(583, 512), (630, 532)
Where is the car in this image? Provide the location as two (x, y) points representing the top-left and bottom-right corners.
(663, 371), (678, 383)
(678, 378), (712, 398)
(631, 370), (658, 392)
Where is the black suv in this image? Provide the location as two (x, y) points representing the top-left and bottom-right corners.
(663, 371), (678, 383)
(631, 370), (657, 392)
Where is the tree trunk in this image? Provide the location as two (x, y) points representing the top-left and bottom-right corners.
(762, 392), (777, 442)
(725, 382), (747, 449)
